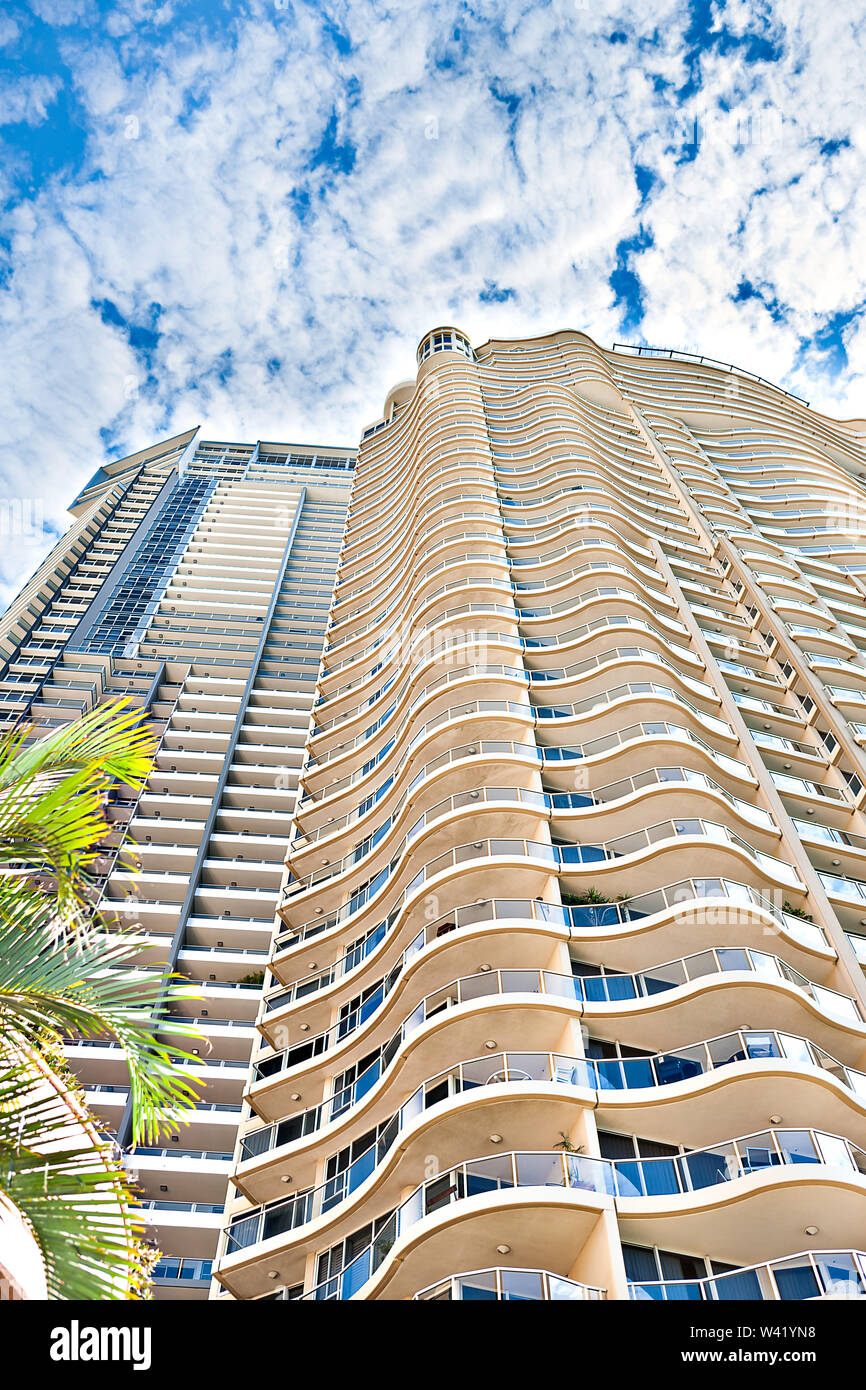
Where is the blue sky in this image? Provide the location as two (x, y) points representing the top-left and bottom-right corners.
(1, 0), (866, 602)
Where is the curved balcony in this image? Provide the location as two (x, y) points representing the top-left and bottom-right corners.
(291, 739), (536, 845)
(271, 881), (829, 996)
(358, 646), (718, 768)
(278, 819), (807, 995)
(339, 478), (497, 581)
(319, 598), (708, 753)
(555, 664), (725, 716)
(501, 480), (683, 542)
(508, 527), (654, 579)
(344, 476), (496, 565)
(324, 605), (515, 705)
(323, 568), (512, 676)
(251, 950), (861, 1124)
(506, 508), (653, 560)
(296, 664), (740, 840)
(331, 523), (504, 633)
(298, 690), (532, 811)
(551, 763), (770, 830)
(330, 540), (504, 632)
(523, 586), (688, 645)
(291, 753), (764, 881)
(516, 555), (673, 609)
(536, 642), (717, 706)
(311, 639), (527, 765)
(630, 1249), (866, 1301)
(322, 592), (517, 705)
(500, 478), (692, 542)
(284, 787), (549, 900)
(523, 612), (702, 672)
(539, 715), (748, 782)
(501, 479), (683, 544)
(291, 737), (541, 854)
(528, 646), (712, 702)
(413, 1266), (605, 1300)
(288, 765), (776, 919)
(345, 454), (493, 550)
(497, 455), (671, 508)
(351, 429), (490, 520)
(505, 503), (682, 559)
(275, 826), (817, 978)
(237, 1029), (866, 1213)
(555, 816), (801, 889)
(277, 832), (559, 931)
(515, 551), (668, 602)
(305, 659), (526, 775)
(221, 1129), (866, 1300)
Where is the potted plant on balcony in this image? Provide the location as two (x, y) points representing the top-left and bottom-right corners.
(782, 899), (814, 922)
(560, 887), (615, 906)
(554, 1132), (585, 1154)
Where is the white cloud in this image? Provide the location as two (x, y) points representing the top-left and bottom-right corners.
(0, 72), (61, 125)
(26, 0), (94, 26)
(0, 15), (21, 49)
(1, 0), (866, 602)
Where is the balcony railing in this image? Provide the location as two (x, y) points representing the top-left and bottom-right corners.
(414, 1266), (605, 1300)
(274, 876), (828, 965)
(291, 754), (768, 876)
(254, 945), (859, 1087)
(630, 1250), (866, 1301)
(237, 1027), (866, 1236)
(524, 612), (699, 667)
(509, 528), (654, 572)
(301, 690), (530, 790)
(136, 1200), (225, 1215)
(273, 856), (822, 1023)
(291, 738), (539, 850)
(320, 582), (694, 735)
(535, 676), (725, 727)
(281, 819), (804, 940)
(819, 869), (866, 906)
(240, 1025), (866, 1167)
(528, 643), (710, 696)
(225, 1130), (866, 1295)
(153, 1257), (214, 1284)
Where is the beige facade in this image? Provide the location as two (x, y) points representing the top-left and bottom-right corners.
(211, 328), (866, 1302)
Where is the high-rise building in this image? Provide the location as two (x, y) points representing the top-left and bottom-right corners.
(211, 328), (866, 1303)
(7, 328), (866, 1305)
(0, 429), (355, 1298)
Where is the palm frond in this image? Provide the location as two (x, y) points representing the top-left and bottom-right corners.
(0, 701), (155, 900)
(0, 699), (156, 793)
(0, 886), (204, 1144)
(0, 1056), (153, 1299)
(0, 698), (214, 1297)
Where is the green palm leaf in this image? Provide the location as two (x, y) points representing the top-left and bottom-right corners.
(0, 882), (203, 1144)
(0, 699), (156, 792)
(0, 700), (211, 1297)
(0, 699), (155, 900)
(0, 1057), (153, 1299)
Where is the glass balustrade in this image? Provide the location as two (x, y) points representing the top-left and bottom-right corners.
(256, 944), (857, 1088)
(240, 1031), (866, 1186)
(283, 800), (799, 931)
(152, 1258), (215, 1284)
(414, 1267), (605, 1300)
(226, 1131), (866, 1292)
(279, 833), (812, 977)
(274, 878), (826, 964)
(630, 1250), (866, 1301)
